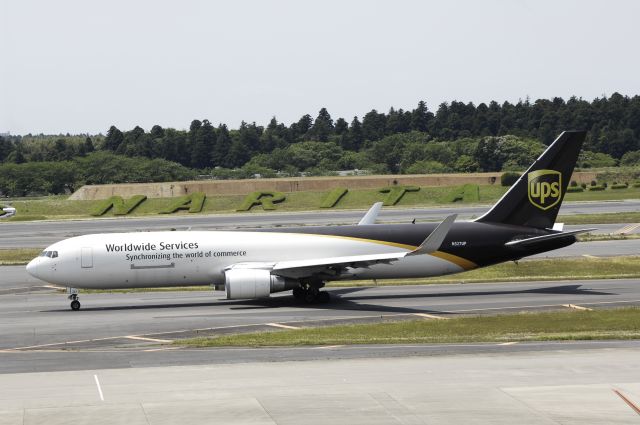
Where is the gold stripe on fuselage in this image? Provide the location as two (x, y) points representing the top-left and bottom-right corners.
(309, 233), (477, 271)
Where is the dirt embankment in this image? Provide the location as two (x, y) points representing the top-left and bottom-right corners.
(69, 172), (598, 201)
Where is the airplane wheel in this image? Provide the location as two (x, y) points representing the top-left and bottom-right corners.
(317, 291), (330, 304)
(304, 288), (319, 304)
(70, 300), (81, 311)
(292, 287), (305, 300)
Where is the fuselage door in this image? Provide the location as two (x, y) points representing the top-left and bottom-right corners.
(81, 247), (93, 268)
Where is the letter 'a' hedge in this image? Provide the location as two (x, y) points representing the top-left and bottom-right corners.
(159, 192), (206, 214)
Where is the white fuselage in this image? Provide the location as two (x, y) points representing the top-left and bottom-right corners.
(26, 230), (466, 289)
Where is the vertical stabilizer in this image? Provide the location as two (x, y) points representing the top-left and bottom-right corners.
(475, 131), (586, 229)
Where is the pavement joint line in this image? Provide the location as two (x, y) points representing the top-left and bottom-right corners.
(143, 346), (183, 352)
(413, 313), (449, 320)
(266, 323), (302, 330)
(612, 389), (640, 416)
(563, 304), (593, 311)
(93, 374), (104, 402)
(445, 299), (640, 314)
(125, 335), (173, 343)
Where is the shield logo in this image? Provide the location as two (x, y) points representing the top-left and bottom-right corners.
(528, 170), (562, 211)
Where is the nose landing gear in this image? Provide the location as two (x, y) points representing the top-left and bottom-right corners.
(67, 288), (81, 311)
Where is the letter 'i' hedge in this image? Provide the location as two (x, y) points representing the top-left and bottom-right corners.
(320, 188), (348, 208)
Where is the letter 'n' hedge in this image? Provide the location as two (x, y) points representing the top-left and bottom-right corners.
(90, 195), (147, 216)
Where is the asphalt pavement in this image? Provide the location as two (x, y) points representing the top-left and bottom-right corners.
(1, 342), (639, 424)
(1, 277), (638, 365)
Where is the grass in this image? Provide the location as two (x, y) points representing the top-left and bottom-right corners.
(5, 184), (640, 221)
(328, 255), (640, 286)
(180, 307), (640, 347)
(559, 212), (640, 225)
(577, 233), (640, 242)
(0, 248), (41, 265)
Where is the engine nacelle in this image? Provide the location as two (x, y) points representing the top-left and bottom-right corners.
(225, 268), (298, 300)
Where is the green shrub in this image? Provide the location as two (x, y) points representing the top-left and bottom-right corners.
(320, 188), (348, 208)
(236, 191), (286, 211)
(91, 195), (147, 216)
(588, 185), (605, 191)
(379, 185), (420, 206)
(570, 180), (578, 187)
(159, 192), (206, 214)
(500, 172), (520, 187)
(566, 186), (584, 193)
(611, 183), (628, 189)
(633, 182), (640, 188)
(444, 184), (480, 202)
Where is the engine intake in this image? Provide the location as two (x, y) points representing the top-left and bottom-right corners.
(225, 268), (298, 300)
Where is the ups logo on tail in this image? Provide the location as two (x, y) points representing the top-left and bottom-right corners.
(528, 170), (562, 210)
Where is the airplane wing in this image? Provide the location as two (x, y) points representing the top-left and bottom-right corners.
(272, 214), (457, 279)
(358, 202), (383, 225)
(505, 228), (596, 248)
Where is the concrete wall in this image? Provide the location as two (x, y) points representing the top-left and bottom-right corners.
(69, 172), (599, 200)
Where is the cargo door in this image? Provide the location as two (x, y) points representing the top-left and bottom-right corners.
(81, 247), (93, 268)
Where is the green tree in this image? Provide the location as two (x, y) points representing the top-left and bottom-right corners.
(104, 126), (124, 151)
(410, 100), (431, 131)
(191, 119), (215, 169)
(212, 124), (232, 168)
(309, 108), (334, 142)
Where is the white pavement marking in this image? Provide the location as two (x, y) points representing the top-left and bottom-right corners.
(93, 374), (104, 401)
(266, 323), (301, 330)
(311, 345), (345, 349)
(582, 254), (599, 259)
(125, 335), (173, 343)
(498, 342), (519, 346)
(413, 312), (449, 320)
(563, 304), (593, 311)
(614, 223), (640, 235)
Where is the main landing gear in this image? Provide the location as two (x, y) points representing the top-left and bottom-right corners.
(292, 284), (331, 304)
(67, 288), (81, 311)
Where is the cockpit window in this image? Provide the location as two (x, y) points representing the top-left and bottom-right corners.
(39, 250), (58, 258)
(51, 251), (58, 258)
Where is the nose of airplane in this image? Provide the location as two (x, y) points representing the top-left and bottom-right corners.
(26, 258), (42, 279)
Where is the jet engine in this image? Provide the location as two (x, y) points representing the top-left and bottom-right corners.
(224, 268), (298, 300)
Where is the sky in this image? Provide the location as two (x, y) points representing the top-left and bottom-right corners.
(1, 0), (639, 135)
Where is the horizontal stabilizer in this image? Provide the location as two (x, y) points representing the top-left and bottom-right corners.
(358, 202), (383, 225)
(505, 228), (596, 248)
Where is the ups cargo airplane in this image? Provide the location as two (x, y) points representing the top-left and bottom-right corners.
(27, 131), (593, 310)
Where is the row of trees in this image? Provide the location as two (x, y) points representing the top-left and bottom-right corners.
(0, 152), (195, 197)
(2, 93), (640, 196)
